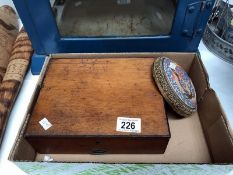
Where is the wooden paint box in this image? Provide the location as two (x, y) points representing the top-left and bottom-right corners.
(24, 57), (170, 154)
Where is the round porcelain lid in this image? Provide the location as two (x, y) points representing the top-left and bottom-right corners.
(162, 57), (197, 109)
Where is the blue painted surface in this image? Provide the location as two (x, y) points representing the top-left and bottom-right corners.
(30, 54), (46, 75)
(12, 0), (215, 74)
(12, 0), (45, 54)
(12, 0), (215, 54)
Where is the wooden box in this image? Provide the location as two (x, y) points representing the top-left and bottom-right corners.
(24, 57), (170, 154)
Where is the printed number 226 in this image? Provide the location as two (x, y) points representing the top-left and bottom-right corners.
(121, 122), (135, 129)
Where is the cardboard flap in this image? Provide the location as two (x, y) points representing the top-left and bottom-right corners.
(189, 56), (209, 102)
(198, 89), (233, 163)
(10, 137), (36, 161)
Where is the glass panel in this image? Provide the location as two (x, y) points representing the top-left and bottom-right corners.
(51, 0), (176, 37)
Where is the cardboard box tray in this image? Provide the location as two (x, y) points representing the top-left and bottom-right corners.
(9, 52), (233, 163)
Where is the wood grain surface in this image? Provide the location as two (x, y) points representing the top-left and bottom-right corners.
(25, 58), (170, 154)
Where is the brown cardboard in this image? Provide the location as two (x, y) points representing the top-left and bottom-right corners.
(9, 53), (233, 163)
(198, 89), (233, 162)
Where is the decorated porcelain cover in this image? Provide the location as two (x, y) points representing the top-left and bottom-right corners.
(153, 57), (197, 117)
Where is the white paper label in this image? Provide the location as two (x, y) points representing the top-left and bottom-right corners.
(117, 0), (131, 5)
(39, 118), (52, 130)
(43, 155), (53, 162)
(169, 62), (177, 70)
(116, 117), (141, 133)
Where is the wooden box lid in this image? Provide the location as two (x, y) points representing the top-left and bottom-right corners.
(25, 57), (170, 154)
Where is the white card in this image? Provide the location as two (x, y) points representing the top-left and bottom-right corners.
(43, 155), (53, 162)
(169, 62), (177, 70)
(116, 117), (141, 133)
(39, 118), (52, 130)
